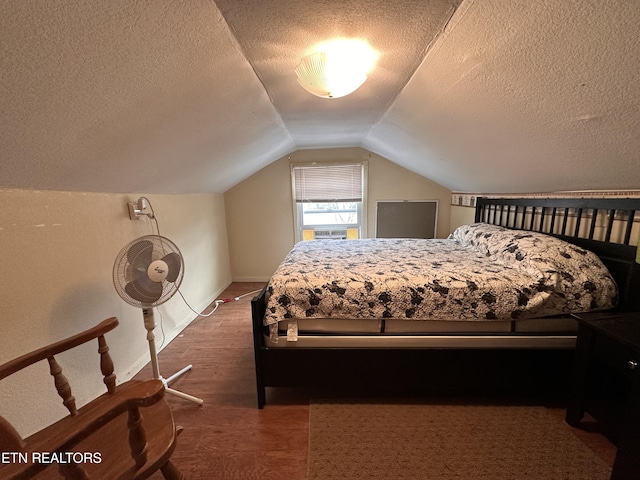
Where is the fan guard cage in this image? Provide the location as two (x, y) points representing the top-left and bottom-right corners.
(113, 235), (184, 308)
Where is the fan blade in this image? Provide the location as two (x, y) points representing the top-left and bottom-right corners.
(127, 239), (153, 263)
(128, 240), (154, 278)
(125, 279), (163, 305)
(162, 252), (182, 283)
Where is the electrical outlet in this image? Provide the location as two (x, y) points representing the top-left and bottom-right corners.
(128, 202), (142, 220)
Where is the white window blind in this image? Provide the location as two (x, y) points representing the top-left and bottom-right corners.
(293, 164), (364, 202)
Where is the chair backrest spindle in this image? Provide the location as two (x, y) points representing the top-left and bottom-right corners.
(47, 356), (77, 416)
(98, 334), (116, 394)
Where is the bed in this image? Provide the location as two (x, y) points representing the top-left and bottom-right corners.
(252, 197), (640, 408)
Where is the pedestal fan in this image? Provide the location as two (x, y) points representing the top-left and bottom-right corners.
(113, 235), (203, 405)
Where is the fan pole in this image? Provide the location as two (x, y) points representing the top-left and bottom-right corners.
(143, 308), (203, 405)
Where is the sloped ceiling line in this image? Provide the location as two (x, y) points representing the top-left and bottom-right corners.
(368, 2), (463, 133)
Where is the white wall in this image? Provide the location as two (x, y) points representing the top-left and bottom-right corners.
(225, 147), (452, 281)
(450, 205), (477, 232)
(0, 189), (231, 437)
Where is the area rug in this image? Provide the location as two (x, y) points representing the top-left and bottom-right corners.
(308, 399), (611, 479)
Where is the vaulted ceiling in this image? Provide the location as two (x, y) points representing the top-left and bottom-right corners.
(1, 0), (639, 194)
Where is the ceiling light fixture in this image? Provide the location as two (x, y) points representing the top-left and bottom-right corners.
(295, 39), (378, 99)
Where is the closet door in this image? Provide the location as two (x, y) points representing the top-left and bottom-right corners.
(375, 201), (438, 238)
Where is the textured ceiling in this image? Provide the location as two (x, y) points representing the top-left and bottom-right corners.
(1, 0), (638, 194)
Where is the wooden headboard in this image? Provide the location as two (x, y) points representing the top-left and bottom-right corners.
(474, 197), (640, 311)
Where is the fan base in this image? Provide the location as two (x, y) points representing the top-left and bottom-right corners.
(162, 365), (203, 405)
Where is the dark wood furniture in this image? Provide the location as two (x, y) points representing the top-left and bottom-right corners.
(566, 311), (640, 480)
(0, 317), (183, 480)
(252, 197), (640, 408)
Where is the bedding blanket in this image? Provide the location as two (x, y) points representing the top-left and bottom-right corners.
(264, 223), (618, 338)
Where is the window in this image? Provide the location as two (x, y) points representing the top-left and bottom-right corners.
(292, 162), (367, 241)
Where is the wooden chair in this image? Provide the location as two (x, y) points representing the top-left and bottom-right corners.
(0, 317), (183, 480)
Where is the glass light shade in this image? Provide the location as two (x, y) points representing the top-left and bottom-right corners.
(295, 50), (370, 99)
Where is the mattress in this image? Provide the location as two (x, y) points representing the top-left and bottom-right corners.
(264, 223), (618, 342)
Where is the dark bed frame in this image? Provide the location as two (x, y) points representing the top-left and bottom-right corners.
(251, 197), (640, 408)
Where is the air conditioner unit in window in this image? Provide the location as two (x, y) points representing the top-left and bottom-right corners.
(301, 228), (360, 241)
(313, 229), (348, 240)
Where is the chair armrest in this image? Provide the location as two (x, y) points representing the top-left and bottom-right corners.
(24, 379), (165, 454)
(1, 380), (166, 479)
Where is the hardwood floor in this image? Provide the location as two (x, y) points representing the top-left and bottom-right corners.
(137, 282), (308, 480)
(137, 282), (616, 479)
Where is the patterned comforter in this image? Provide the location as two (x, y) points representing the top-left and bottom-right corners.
(264, 223), (618, 339)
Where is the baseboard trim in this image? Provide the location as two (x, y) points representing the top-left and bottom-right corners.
(232, 276), (271, 283)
